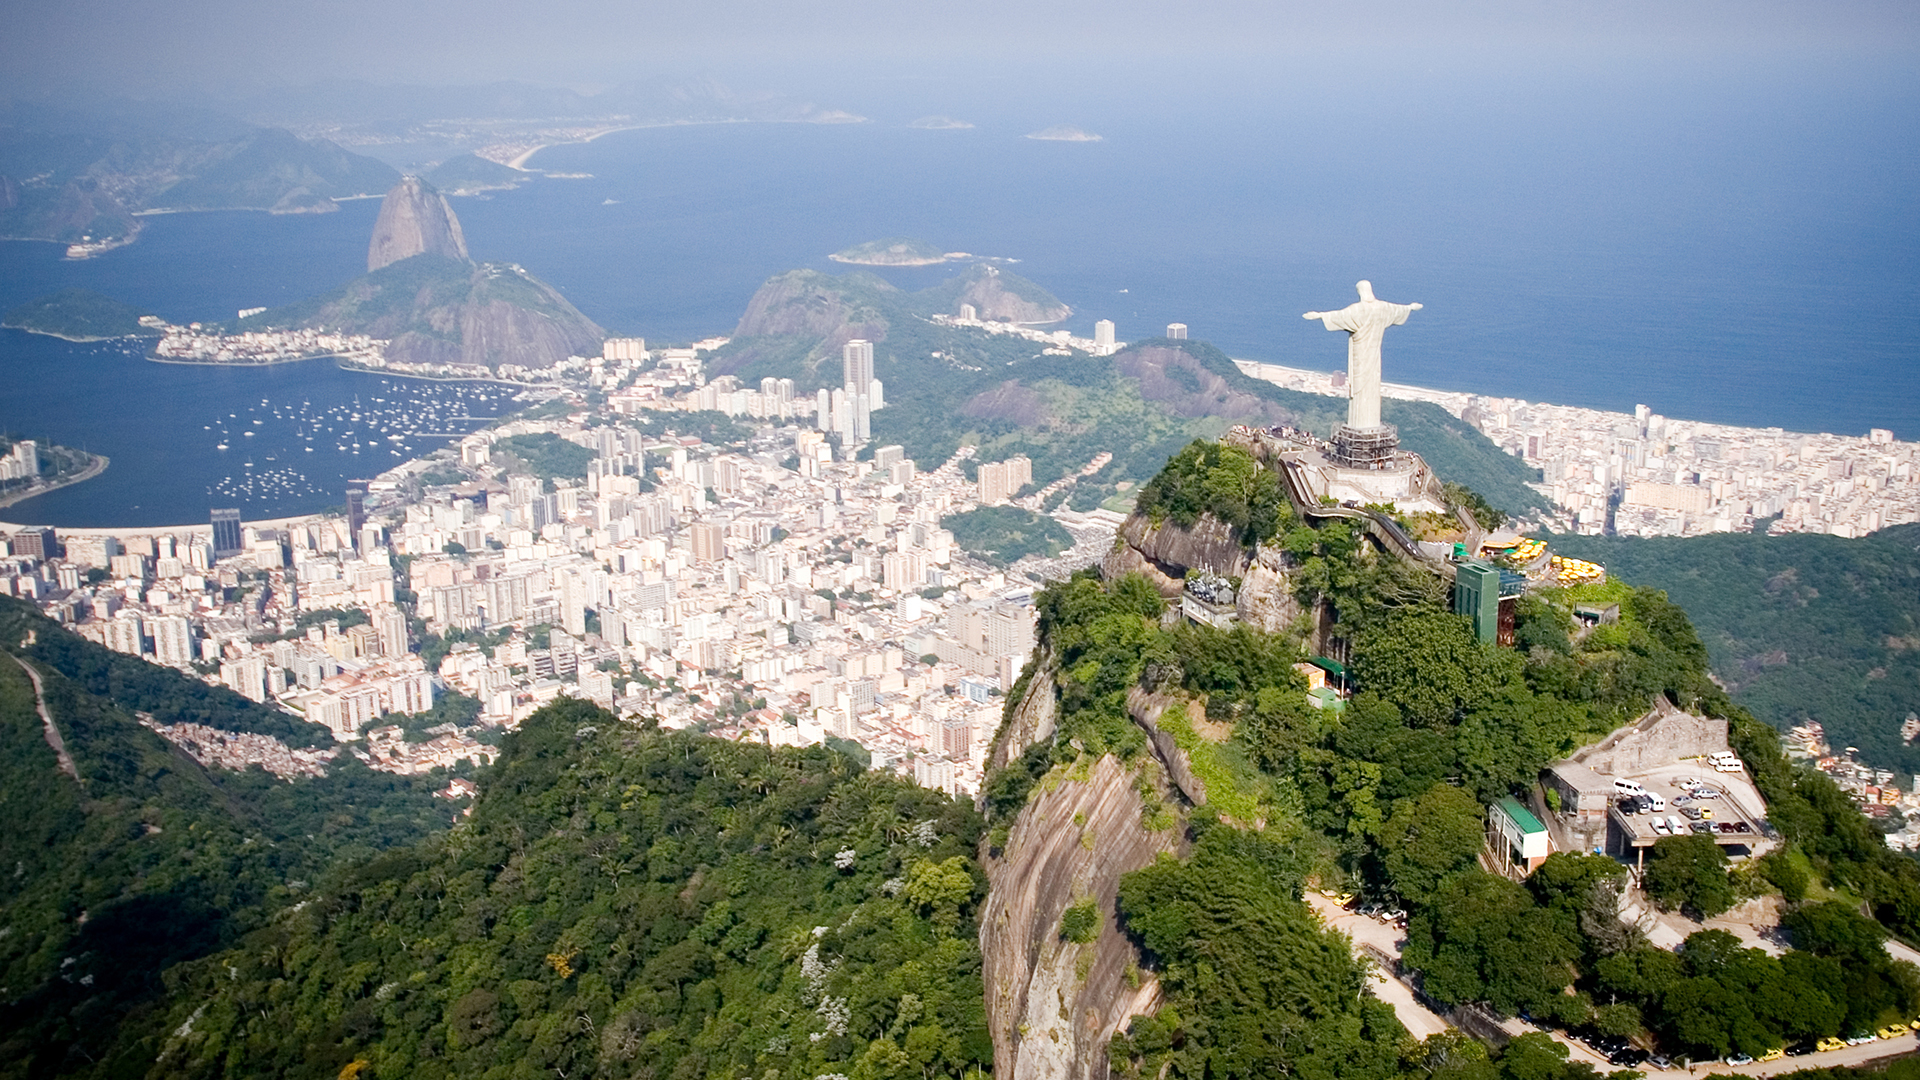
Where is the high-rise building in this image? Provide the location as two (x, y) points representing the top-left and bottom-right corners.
(816, 388), (831, 431)
(104, 613), (147, 656)
(602, 337), (646, 362)
(8, 526), (55, 561)
(560, 569), (590, 637)
(843, 339), (874, 396)
(1093, 320), (1116, 354)
(152, 615), (196, 666)
(345, 482), (368, 543)
(976, 455), (1033, 506)
(375, 603), (410, 658)
(210, 509), (242, 559)
(1166, 323), (1188, 340)
(691, 522), (725, 564)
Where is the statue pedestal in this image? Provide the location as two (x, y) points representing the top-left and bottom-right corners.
(1330, 424), (1399, 467)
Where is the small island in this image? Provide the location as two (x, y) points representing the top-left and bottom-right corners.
(1025, 125), (1104, 143)
(909, 115), (975, 130)
(828, 237), (958, 267)
(2, 288), (163, 341)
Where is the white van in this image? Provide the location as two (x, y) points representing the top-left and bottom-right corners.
(1709, 751), (1743, 773)
(1612, 778), (1646, 798)
(1647, 793), (1667, 813)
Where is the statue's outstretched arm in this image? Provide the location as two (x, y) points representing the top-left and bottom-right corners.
(1302, 312), (1323, 320)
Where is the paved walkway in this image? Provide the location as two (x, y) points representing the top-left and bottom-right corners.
(10, 654), (77, 780)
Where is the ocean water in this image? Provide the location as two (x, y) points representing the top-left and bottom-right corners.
(1, 59), (1914, 526)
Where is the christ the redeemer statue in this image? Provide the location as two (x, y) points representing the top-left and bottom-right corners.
(1304, 280), (1421, 433)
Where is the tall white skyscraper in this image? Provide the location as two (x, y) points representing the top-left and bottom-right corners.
(1166, 323), (1188, 340)
(842, 339), (876, 444)
(843, 339), (874, 395)
(1093, 320), (1115, 355)
(816, 388), (831, 430)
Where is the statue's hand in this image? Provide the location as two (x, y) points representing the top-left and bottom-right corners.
(1302, 312), (1322, 320)
(1409, 303), (1423, 310)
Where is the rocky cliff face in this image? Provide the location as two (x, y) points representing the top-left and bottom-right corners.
(1236, 543), (1303, 632)
(367, 177), (470, 272)
(982, 656), (1200, 1080)
(1101, 512), (1253, 596)
(981, 753), (1179, 1080)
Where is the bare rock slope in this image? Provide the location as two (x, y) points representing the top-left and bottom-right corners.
(367, 176), (470, 272)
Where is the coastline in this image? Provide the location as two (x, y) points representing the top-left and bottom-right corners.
(147, 351), (344, 368)
(0, 504), (337, 539)
(2, 325), (159, 344)
(0, 452), (109, 513)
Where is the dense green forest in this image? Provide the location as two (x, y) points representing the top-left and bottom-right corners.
(940, 506), (1074, 566)
(707, 267), (1545, 517)
(986, 442), (1920, 1075)
(142, 698), (991, 1080)
(0, 600), (457, 1073)
(1551, 524), (1920, 772)
(0, 650), (454, 1074)
(494, 432), (594, 483)
(1, 288), (160, 340)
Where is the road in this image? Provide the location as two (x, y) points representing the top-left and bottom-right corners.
(1309, 892), (1919, 1076)
(10, 653), (77, 780)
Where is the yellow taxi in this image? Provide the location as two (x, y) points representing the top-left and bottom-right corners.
(1760, 1048), (1785, 1062)
(1817, 1037), (1845, 1052)
(1876, 1025), (1910, 1040)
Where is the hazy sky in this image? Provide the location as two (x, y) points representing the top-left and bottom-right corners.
(5, 0), (1917, 102)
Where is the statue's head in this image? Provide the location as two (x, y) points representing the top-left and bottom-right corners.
(1355, 280), (1376, 302)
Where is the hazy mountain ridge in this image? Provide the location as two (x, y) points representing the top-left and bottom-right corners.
(0, 104), (399, 244)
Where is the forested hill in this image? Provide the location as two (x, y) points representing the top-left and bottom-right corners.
(984, 438), (1920, 1078)
(711, 265), (1545, 517)
(0, 599), (453, 1073)
(1551, 524), (1920, 772)
(139, 699), (991, 1080)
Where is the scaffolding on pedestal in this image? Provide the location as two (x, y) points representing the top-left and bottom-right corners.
(1330, 424), (1400, 468)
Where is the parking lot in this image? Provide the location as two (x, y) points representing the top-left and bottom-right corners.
(1608, 761), (1776, 864)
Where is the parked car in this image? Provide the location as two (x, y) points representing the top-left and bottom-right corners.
(1784, 1043), (1816, 1057)
(1681, 806), (1704, 820)
(1816, 1037), (1845, 1052)
(1846, 1033), (1876, 1046)
(1667, 815), (1685, 835)
(1692, 822), (1715, 834)
(1724, 1053), (1754, 1066)
(1760, 1047), (1785, 1062)
(1649, 1054), (1674, 1070)
(1611, 1049), (1650, 1067)
(1876, 1025), (1911, 1040)
(1697, 788), (1722, 799)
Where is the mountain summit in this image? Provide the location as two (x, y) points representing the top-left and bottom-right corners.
(367, 176), (469, 272)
